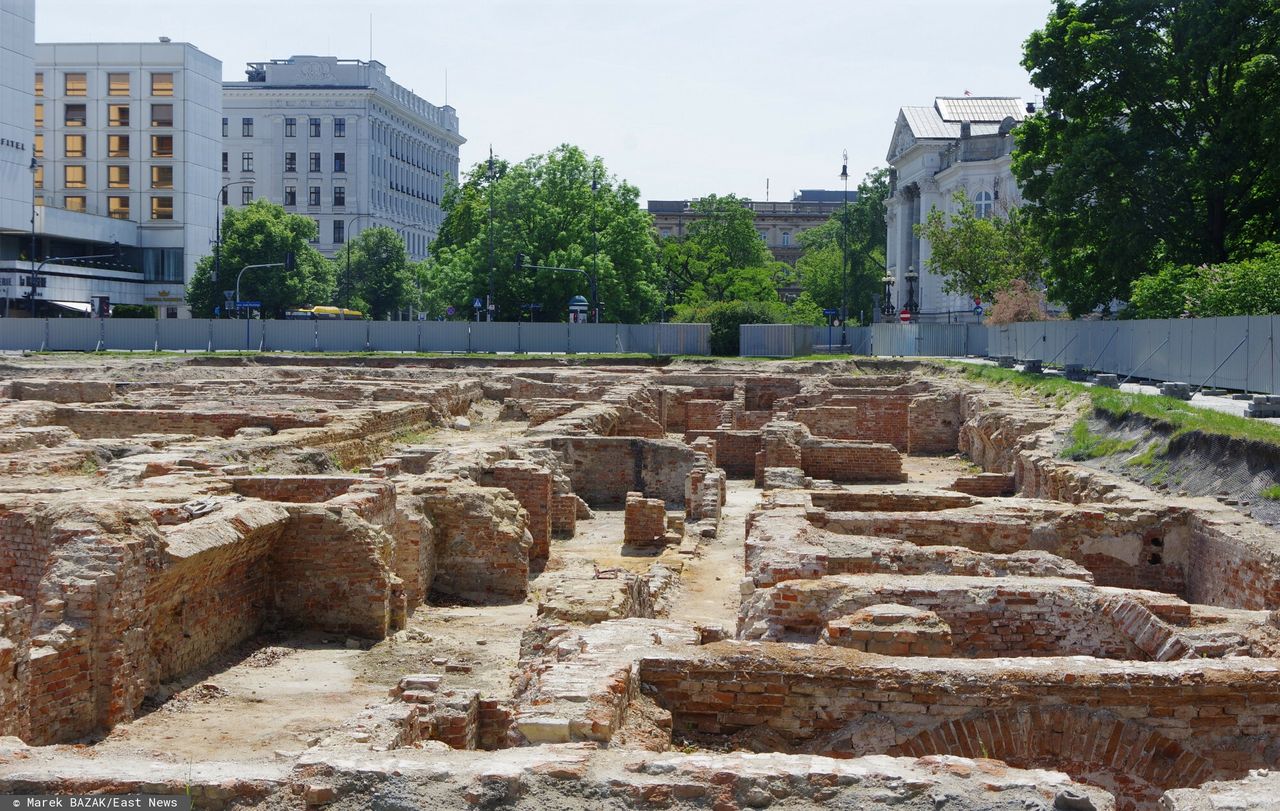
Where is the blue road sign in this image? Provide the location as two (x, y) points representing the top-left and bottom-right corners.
(472, 298), (484, 309)
(446, 306), (456, 316)
(237, 300), (261, 309)
(822, 308), (839, 317)
(973, 305), (984, 316)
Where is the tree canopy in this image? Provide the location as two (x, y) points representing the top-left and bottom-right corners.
(185, 200), (334, 318)
(795, 168), (890, 323)
(424, 144), (660, 322)
(336, 226), (413, 320)
(1014, 0), (1280, 315)
(914, 191), (1045, 302)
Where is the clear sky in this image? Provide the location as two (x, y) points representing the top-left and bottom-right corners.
(35, 0), (1054, 203)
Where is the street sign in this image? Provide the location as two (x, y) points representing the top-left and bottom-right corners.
(899, 308), (911, 323)
(974, 305), (984, 317)
(822, 308), (839, 317)
(472, 298), (483, 309)
(237, 300), (261, 309)
(223, 290), (235, 301)
(446, 306), (456, 316)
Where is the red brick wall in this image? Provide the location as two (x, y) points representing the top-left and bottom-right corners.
(794, 398), (909, 449)
(799, 440), (905, 483)
(492, 461), (554, 561)
(949, 474), (1016, 497)
(908, 393), (962, 454)
(53, 407), (327, 439)
(686, 400), (730, 430)
(744, 378), (801, 411)
(417, 482), (532, 602)
(625, 492), (667, 545)
(683, 430), (761, 479)
(543, 437), (706, 507)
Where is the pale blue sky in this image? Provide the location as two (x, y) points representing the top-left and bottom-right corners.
(36, 0), (1054, 202)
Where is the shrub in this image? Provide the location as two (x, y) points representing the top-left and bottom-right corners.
(676, 300), (787, 356)
(986, 279), (1048, 324)
(1129, 244), (1280, 318)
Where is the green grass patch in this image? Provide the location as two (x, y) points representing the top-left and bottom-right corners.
(1261, 485), (1280, 501)
(1124, 441), (1169, 469)
(1059, 419), (1138, 460)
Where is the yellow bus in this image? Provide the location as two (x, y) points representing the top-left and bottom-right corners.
(284, 306), (363, 320)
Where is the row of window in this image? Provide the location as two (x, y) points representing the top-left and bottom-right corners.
(37, 102), (175, 129)
(36, 194), (173, 220)
(36, 71), (173, 97)
(221, 184), (347, 208)
(221, 151), (346, 174)
(34, 164), (174, 191)
(223, 116), (345, 139)
(34, 132), (174, 159)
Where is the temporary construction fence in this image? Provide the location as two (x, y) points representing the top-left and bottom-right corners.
(739, 324), (815, 357)
(0, 319), (711, 356)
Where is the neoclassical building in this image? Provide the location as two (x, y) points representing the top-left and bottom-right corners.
(884, 96), (1025, 322)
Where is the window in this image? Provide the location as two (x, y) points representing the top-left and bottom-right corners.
(64, 72), (87, 96)
(109, 104), (129, 127)
(64, 165), (86, 188)
(150, 103), (173, 127)
(108, 73), (129, 96)
(151, 73), (173, 96)
(284, 186), (296, 206)
(285, 117), (296, 137)
(32, 165), (43, 189)
(109, 165), (130, 188)
(757, 229), (767, 241)
(333, 220), (345, 243)
(222, 117), (228, 137)
(108, 196), (130, 220)
(241, 151), (253, 172)
(308, 186), (320, 206)
(150, 165), (172, 189)
(241, 117), (253, 137)
(333, 186), (345, 206)
(974, 190), (993, 219)
(311, 219), (320, 242)
(309, 152), (320, 173)
(241, 185), (253, 205)
(107, 134), (129, 158)
(151, 135), (173, 157)
(309, 117), (320, 137)
(33, 134), (42, 158)
(334, 118), (345, 137)
(781, 231), (790, 246)
(221, 151), (228, 172)
(166, 306), (178, 319)
(284, 152), (296, 172)
(64, 104), (86, 127)
(64, 195), (86, 212)
(33, 103), (43, 128)
(151, 196), (173, 220)
(333, 152), (345, 173)
(34, 73), (43, 96)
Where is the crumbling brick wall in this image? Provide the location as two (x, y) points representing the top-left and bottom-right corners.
(542, 437), (706, 507)
(53, 407), (327, 439)
(415, 480), (532, 602)
(744, 377), (801, 411)
(492, 461), (554, 562)
(683, 430), (761, 479)
(908, 392), (962, 454)
(0, 594), (31, 740)
(625, 492), (668, 546)
(800, 439), (906, 483)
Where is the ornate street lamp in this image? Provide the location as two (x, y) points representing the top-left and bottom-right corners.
(905, 265), (920, 317)
(880, 272), (896, 319)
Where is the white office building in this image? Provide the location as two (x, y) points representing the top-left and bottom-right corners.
(221, 55), (464, 263)
(884, 96), (1026, 323)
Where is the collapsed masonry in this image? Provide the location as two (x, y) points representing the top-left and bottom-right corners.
(0, 357), (1276, 810)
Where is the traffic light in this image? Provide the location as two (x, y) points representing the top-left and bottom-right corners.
(515, 252), (525, 273)
(284, 251), (296, 272)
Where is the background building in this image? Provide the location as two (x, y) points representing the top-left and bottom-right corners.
(884, 96), (1025, 323)
(221, 55), (464, 264)
(648, 189), (852, 266)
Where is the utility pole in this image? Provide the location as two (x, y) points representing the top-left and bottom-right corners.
(590, 165), (600, 323)
(487, 146), (495, 322)
(840, 150), (850, 348)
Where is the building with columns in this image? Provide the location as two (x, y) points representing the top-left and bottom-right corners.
(883, 97), (1025, 323)
(221, 56), (463, 264)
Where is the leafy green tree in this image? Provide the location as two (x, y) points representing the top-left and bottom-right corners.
(336, 226), (412, 319)
(914, 192), (1044, 301)
(1015, 0), (1280, 315)
(427, 144), (660, 322)
(796, 168), (890, 323)
(186, 200), (334, 318)
(1129, 244), (1280, 318)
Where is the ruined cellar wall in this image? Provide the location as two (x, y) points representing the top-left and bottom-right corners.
(147, 503), (289, 684)
(0, 595), (32, 740)
(416, 482), (532, 602)
(542, 437), (705, 507)
(1185, 515), (1280, 611)
(799, 440), (906, 483)
(683, 430), (760, 479)
(0, 504), (51, 605)
(794, 400), (908, 449)
(908, 393), (962, 454)
(53, 407), (326, 439)
(270, 506), (400, 638)
(226, 475), (365, 503)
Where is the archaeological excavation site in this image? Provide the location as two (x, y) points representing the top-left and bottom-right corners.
(2, 354), (1280, 811)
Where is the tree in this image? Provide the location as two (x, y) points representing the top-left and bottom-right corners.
(914, 192), (1044, 301)
(337, 226), (412, 319)
(1129, 244), (1280, 318)
(1015, 0), (1280, 315)
(796, 168), (890, 323)
(426, 144), (660, 322)
(986, 279), (1049, 324)
(186, 200), (334, 318)
(658, 194), (782, 309)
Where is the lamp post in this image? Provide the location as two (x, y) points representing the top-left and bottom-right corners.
(214, 179), (255, 314)
(487, 146), (495, 322)
(839, 150), (850, 346)
(590, 166), (600, 323)
(881, 272), (896, 320)
(28, 158), (38, 318)
(342, 213), (372, 314)
(905, 265), (919, 318)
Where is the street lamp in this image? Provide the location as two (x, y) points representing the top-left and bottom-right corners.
(27, 158), (38, 318)
(905, 265), (920, 318)
(487, 146), (496, 322)
(880, 272), (896, 319)
(590, 166), (600, 323)
(342, 213), (373, 314)
(839, 150), (850, 346)
(214, 179), (255, 313)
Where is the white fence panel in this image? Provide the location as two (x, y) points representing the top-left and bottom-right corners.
(211, 320), (262, 351)
(740, 324), (812, 357)
(157, 319), (208, 351)
(103, 319), (156, 351)
(368, 322), (419, 352)
(46, 319), (100, 351)
(0, 320), (47, 351)
(567, 324), (619, 354)
(317, 321), (367, 352)
(519, 323), (566, 354)
(469, 322), (520, 353)
(262, 320), (316, 352)
(418, 322), (470, 352)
